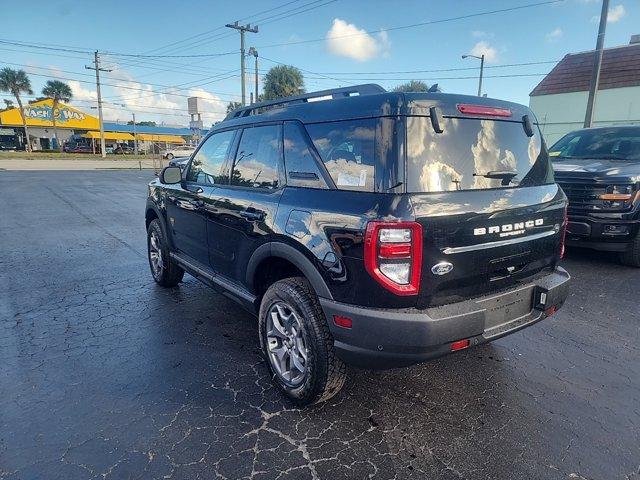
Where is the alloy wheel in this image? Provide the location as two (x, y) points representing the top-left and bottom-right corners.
(149, 231), (164, 277)
(266, 302), (309, 387)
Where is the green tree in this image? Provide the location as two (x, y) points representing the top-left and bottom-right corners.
(262, 65), (304, 100)
(42, 80), (73, 151)
(226, 101), (242, 114)
(127, 120), (157, 127)
(0, 68), (34, 152)
(392, 80), (430, 93)
(1, 99), (14, 112)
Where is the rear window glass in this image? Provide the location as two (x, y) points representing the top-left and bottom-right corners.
(406, 117), (552, 193)
(305, 119), (375, 192)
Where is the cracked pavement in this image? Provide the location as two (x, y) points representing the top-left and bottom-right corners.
(1, 171), (638, 480)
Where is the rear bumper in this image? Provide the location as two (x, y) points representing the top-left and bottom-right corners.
(320, 267), (570, 369)
(566, 214), (640, 252)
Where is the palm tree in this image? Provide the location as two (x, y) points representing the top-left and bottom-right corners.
(263, 65), (305, 100)
(42, 80), (73, 151)
(0, 68), (34, 152)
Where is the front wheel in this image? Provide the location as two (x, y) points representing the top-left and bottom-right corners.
(619, 230), (640, 267)
(259, 278), (346, 406)
(147, 219), (184, 286)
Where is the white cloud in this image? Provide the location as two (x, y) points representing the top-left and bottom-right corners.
(592, 4), (626, 23)
(326, 18), (389, 61)
(545, 28), (563, 42)
(607, 4), (626, 22)
(469, 41), (499, 63)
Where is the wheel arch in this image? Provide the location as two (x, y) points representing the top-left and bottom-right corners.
(247, 242), (333, 300)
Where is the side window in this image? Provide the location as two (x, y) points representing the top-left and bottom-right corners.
(231, 125), (280, 189)
(186, 130), (235, 185)
(305, 119), (376, 192)
(283, 122), (329, 189)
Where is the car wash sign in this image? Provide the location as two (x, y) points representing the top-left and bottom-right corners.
(0, 99), (100, 130)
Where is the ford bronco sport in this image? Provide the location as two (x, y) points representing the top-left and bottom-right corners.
(145, 84), (570, 405)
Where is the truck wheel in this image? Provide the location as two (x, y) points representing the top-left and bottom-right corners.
(259, 277), (346, 406)
(147, 219), (184, 286)
(619, 230), (640, 267)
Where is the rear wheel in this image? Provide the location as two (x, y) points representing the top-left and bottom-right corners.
(259, 278), (346, 406)
(147, 219), (184, 286)
(619, 230), (640, 267)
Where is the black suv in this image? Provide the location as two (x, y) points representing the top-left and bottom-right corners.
(145, 85), (570, 405)
(551, 126), (640, 266)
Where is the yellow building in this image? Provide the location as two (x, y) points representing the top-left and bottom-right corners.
(0, 98), (188, 152)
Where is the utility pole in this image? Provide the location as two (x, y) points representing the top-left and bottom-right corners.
(584, 0), (609, 128)
(248, 47), (259, 103)
(85, 51), (111, 158)
(225, 22), (258, 106)
(132, 112), (138, 155)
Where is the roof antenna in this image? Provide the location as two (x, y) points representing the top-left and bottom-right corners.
(428, 83), (440, 93)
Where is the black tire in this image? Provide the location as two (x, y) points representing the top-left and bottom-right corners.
(166, 153), (174, 160)
(259, 277), (346, 406)
(147, 219), (184, 287)
(619, 230), (640, 267)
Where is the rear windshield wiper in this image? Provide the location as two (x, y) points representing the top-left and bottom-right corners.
(473, 170), (518, 186)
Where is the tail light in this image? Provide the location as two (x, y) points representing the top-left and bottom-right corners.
(560, 205), (568, 259)
(364, 221), (422, 295)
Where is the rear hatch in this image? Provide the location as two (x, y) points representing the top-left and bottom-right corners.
(402, 96), (566, 307)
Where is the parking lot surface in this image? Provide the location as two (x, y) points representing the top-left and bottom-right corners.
(1, 170), (638, 480)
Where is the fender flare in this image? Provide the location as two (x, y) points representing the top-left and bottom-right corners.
(246, 242), (333, 300)
(145, 200), (173, 249)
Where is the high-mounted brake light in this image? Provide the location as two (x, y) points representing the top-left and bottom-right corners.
(457, 104), (512, 117)
(364, 221), (422, 296)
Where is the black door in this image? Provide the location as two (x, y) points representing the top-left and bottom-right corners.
(165, 129), (236, 266)
(207, 124), (284, 282)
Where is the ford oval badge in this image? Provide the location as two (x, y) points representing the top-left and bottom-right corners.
(431, 262), (453, 276)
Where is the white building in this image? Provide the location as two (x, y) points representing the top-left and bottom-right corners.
(529, 35), (640, 145)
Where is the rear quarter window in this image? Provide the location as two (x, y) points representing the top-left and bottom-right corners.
(305, 119), (376, 192)
(406, 116), (553, 193)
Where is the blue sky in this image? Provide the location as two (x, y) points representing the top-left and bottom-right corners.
(1, 0), (637, 126)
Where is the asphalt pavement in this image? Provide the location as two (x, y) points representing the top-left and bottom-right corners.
(1, 171), (638, 480)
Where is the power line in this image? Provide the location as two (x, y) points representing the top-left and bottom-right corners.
(256, 0), (565, 49)
(143, 0), (304, 55)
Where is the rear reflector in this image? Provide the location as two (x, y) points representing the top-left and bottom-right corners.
(333, 315), (353, 329)
(450, 339), (470, 351)
(545, 305), (557, 316)
(457, 104), (512, 117)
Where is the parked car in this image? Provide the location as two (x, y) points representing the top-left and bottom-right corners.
(162, 145), (195, 160)
(145, 85), (570, 405)
(551, 126), (640, 266)
(168, 156), (190, 170)
(63, 143), (94, 153)
(112, 144), (135, 155)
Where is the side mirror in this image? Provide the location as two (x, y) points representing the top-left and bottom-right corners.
(159, 166), (182, 184)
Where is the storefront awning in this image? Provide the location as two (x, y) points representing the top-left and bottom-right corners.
(135, 133), (186, 144)
(83, 131), (135, 141)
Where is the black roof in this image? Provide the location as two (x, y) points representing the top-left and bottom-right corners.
(212, 84), (535, 132)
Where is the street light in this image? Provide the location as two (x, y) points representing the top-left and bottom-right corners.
(462, 53), (485, 97)
(247, 47), (259, 104)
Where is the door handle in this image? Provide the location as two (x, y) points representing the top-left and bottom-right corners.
(239, 209), (264, 221)
(189, 199), (205, 208)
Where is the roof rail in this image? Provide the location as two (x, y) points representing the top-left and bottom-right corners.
(225, 84), (386, 120)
